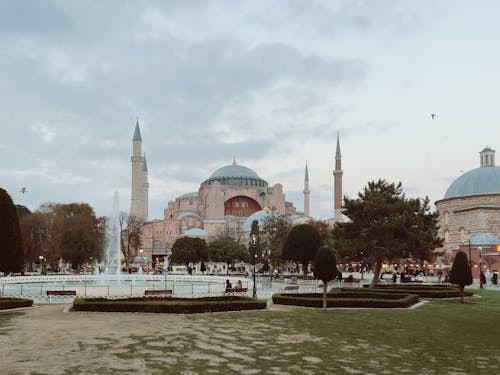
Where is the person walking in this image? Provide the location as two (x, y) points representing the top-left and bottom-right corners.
(492, 270), (498, 287)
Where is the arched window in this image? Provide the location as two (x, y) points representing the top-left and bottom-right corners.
(444, 230), (449, 243)
(460, 228), (465, 243)
(444, 211), (449, 226)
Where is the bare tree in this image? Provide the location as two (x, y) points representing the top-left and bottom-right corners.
(119, 213), (144, 271)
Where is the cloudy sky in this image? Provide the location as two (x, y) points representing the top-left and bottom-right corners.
(2, 0), (500, 220)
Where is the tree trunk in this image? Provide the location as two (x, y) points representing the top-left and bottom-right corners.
(460, 285), (464, 304)
(323, 282), (327, 310)
(370, 260), (383, 287)
(302, 260), (308, 279)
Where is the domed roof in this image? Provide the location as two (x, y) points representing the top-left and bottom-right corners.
(209, 164), (260, 179)
(183, 228), (209, 237)
(444, 166), (500, 199)
(201, 161), (268, 187)
(242, 209), (276, 231)
(470, 233), (500, 245)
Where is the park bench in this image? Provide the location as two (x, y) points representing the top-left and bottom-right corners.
(46, 290), (76, 296)
(284, 285), (299, 293)
(342, 276), (360, 283)
(225, 288), (248, 295)
(144, 289), (173, 297)
(46, 290), (77, 302)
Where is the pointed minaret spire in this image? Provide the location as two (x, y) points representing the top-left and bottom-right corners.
(335, 132), (341, 160)
(333, 132), (343, 223)
(133, 117), (142, 141)
(142, 153), (148, 172)
(232, 156), (237, 166)
(303, 161), (310, 217)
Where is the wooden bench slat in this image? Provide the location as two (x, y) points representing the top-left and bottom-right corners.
(284, 285), (299, 291)
(144, 289), (172, 296)
(226, 288), (247, 293)
(46, 290), (76, 296)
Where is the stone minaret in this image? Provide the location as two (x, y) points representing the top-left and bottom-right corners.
(142, 153), (149, 221)
(303, 162), (310, 217)
(333, 133), (343, 222)
(130, 118), (146, 220)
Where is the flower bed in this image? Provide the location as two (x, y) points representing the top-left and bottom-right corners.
(0, 297), (33, 310)
(272, 291), (419, 308)
(73, 296), (267, 314)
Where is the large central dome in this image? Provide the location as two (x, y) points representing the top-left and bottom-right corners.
(210, 164), (260, 179)
(444, 166), (500, 199)
(201, 161), (268, 187)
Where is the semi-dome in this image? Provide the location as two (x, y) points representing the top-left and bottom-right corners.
(242, 209), (277, 231)
(201, 161), (268, 187)
(444, 166), (500, 199)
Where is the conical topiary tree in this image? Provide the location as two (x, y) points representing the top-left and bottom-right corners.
(449, 251), (473, 304)
(313, 246), (338, 309)
(0, 188), (24, 273)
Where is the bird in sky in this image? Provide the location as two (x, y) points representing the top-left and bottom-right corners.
(20, 187), (27, 194)
(431, 113), (436, 120)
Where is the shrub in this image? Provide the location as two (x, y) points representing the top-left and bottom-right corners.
(272, 292), (418, 308)
(0, 297), (33, 310)
(73, 296), (267, 314)
(355, 285), (472, 298)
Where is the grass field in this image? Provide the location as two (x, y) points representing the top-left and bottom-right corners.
(0, 289), (499, 374)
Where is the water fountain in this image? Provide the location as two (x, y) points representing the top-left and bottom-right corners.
(104, 191), (121, 276)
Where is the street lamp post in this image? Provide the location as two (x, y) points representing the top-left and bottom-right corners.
(468, 235), (472, 270)
(479, 246), (483, 289)
(250, 234), (257, 298)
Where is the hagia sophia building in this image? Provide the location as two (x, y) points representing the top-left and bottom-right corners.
(129, 120), (344, 266)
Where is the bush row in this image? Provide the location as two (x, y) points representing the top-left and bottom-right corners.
(353, 286), (473, 298)
(0, 297), (33, 310)
(272, 292), (419, 308)
(73, 296), (267, 314)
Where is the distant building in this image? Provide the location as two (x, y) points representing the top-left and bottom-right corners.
(130, 121), (334, 266)
(435, 147), (500, 271)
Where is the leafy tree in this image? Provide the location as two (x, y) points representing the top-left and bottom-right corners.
(19, 212), (52, 272)
(119, 213), (144, 270)
(333, 180), (442, 287)
(449, 251), (473, 304)
(209, 238), (249, 273)
(0, 188), (23, 273)
(170, 237), (209, 266)
(55, 203), (104, 270)
(16, 205), (31, 219)
(282, 224), (322, 278)
(313, 246), (338, 309)
(309, 219), (334, 249)
(260, 214), (291, 268)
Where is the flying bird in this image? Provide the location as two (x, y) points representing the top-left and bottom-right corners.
(20, 187), (27, 194)
(431, 113), (436, 120)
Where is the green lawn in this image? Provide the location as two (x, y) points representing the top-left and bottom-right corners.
(1, 289), (499, 374)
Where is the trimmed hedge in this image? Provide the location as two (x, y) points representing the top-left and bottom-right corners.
(0, 297), (33, 310)
(356, 285), (473, 298)
(272, 292), (419, 308)
(73, 296), (267, 314)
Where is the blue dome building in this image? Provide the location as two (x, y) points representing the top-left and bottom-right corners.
(436, 147), (500, 258)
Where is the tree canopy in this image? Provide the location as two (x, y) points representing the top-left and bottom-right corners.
(260, 214), (291, 268)
(333, 179), (443, 286)
(170, 237), (209, 265)
(282, 224), (322, 277)
(313, 246), (338, 309)
(0, 188), (23, 273)
(208, 238), (249, 266)
(449, 251), (473, 303)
